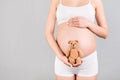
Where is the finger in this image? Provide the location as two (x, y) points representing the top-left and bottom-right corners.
(73, 63), (81, 67)
(72, 19), (79, 22)
(74, 24), (80, 28)
(63, 57), (72, 67)
(68, 22), (74, 26)
(68, 20), (79, 27)
(67, 18), (72, 23)
(72, 22), (80, 27)
(64, 61), (72, 67)
(73, 21), (79, 25)
(69, 23), (78, 27)
(73, 64), (80, 67)
(75, 23), (80, 27)
(67, 62), (72, 67)
(73, 64), (78, 67)
(71, 18), (78, 23)
(66, 20), (72, 25)
(71, 17), (79, 22)
(68, 19), (73, 24)
(72, 19), (80, 23)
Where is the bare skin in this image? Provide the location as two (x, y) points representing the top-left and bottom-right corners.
(45, 0), (108, 80)
(56, 75), (75, 80)
(56, 74), (98, 80)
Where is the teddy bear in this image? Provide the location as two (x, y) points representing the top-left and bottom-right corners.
(65, 40), (84, 66)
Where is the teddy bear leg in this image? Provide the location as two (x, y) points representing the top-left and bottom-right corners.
(76, 57), (82, 64)
(68, 57), (75, 65)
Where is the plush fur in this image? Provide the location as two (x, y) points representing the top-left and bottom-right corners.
(65, 40), (84, 66)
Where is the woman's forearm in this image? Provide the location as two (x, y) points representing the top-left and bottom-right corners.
(88, 22), (108, 39)
(45, 32), (64, 58)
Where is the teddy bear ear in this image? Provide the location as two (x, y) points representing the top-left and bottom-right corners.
(75, 40), (79, 43)
(68, 40), (71, 44)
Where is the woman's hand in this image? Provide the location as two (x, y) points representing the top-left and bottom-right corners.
(58, 55), (73, 67)
(67, 16), (91, 28)
(57, 55), (83, 67)
(73, 61), (83, 67)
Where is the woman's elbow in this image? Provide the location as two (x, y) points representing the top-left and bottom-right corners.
(103, 31), (109, 39)
(45, 31), (50, 39)
(45, 30), (53, 39)
(103, 34), (108, 39)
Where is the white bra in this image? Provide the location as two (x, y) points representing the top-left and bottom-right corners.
(56, 0), (95, 25)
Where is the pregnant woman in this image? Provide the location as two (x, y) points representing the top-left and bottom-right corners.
(45, 0), (108, 80)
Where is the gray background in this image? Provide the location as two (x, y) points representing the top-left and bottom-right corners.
(0, 0), (120, 80)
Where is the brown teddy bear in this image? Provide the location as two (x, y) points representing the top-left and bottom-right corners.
(65, 40), (84, 66)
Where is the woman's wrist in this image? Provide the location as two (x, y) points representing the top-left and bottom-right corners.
(56, 53), (65, 59)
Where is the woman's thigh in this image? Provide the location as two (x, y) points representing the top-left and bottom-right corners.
(76, 74), (98, 80)
(56, 75), (75, 80)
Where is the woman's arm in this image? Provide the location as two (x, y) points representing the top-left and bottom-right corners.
(45, 0), (64, 58)
(45, 0), (72, 67)
(87, 0), (108, 39)
(67, 0), (109, 39)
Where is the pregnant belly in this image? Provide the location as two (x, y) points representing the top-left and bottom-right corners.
(56, 23), (97, 57)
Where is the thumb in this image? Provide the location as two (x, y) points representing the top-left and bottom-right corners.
(66, 61), (72, 67)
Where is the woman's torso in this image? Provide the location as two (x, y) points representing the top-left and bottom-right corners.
(56, 0), (96, 57)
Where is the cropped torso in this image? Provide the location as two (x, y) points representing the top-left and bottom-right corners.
(56, 0), (97, 56)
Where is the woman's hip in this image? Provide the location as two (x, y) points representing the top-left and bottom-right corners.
(54, 50), (98, 76)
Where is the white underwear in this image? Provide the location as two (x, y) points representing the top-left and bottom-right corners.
(54, 50), (98, 77)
